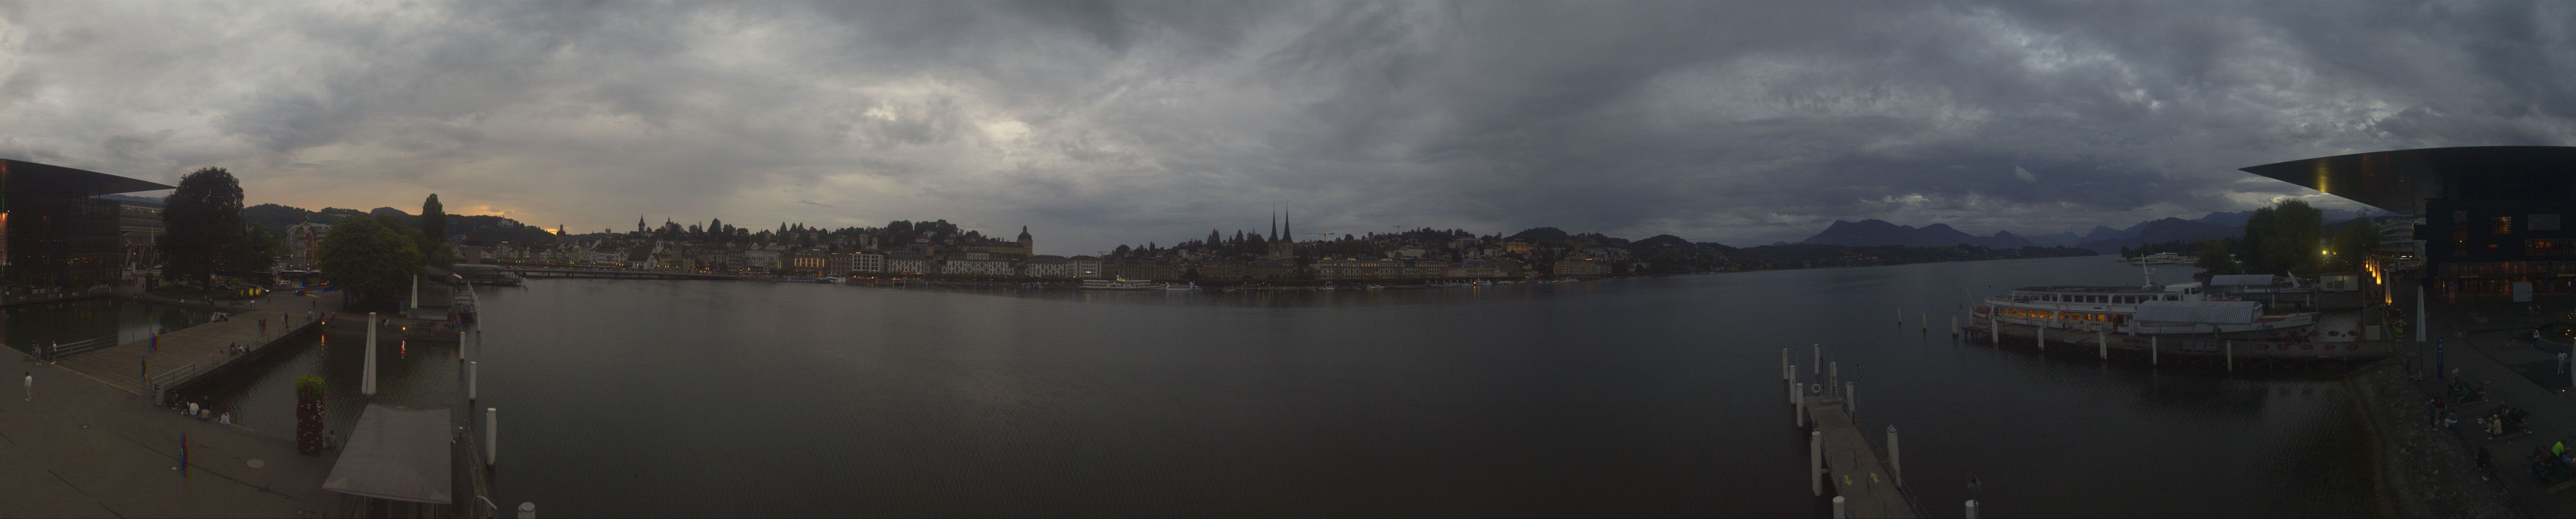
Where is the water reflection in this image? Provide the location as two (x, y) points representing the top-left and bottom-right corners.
(215, 256), (2376, 516)
(0, 299), (214, 355)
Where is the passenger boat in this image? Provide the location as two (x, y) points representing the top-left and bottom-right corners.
(1973, 269), (2319, 336)
(1078, 278), (1162, 290)
(2123, 252), (2196, 265)
(1161, 282), (1202, 291)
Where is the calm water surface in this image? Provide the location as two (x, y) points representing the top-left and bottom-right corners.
(1, 298), (212, 356)
(239, 256), (2378, 517)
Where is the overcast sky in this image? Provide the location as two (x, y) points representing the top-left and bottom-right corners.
(4, 2), (2572, 253)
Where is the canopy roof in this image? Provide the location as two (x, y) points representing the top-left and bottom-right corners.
(322, 404), (454, 504)
(0, 158), (174, 196)
(2132, 300), (2262, 324)
(2239, 146), (2576, 214)
(2207, 274), (2279, 287)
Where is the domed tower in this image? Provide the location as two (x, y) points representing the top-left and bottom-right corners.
(1017, 226), (1034, 256)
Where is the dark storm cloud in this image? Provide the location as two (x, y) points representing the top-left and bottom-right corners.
(1, 1), (2570, 252)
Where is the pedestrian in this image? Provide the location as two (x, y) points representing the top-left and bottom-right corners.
(258, 318), (265, 333)
(22, 372), (30, 401)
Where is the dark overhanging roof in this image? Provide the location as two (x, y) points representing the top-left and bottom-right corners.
(1, 158), (177, 196)
(2237, 145), (2576, 214)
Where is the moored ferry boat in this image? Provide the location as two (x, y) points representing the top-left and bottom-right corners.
(1078, 278), (1162, 290)
(1974, 279), (2320, 336)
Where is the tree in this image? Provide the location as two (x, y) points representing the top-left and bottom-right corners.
(419, 194), (447, 244)
(317, 215), (424, 310)
(2242, 199), (2325, 275)
(2326, 218), (2381, 271)
(161, 167), (245, 285)
(2194, 239), (2238, 274)
(230, 224), (284, 273)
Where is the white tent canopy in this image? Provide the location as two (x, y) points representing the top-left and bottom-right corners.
(322, 404), (454, 504)
(2132, 300), (2263, 324)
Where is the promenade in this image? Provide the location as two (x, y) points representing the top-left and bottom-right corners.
(2399, 282), (2576, 517)
(54, 292), (339, 398)
(2, 341), (340, 516)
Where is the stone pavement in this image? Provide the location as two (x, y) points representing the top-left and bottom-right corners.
(2401, 283), (2576, 517)
(1, 344), (341, 517)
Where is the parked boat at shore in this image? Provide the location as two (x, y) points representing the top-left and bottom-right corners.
(1973, 267), (2319, 336)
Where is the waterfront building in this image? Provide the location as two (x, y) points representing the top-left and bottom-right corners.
(885, 250), (928, 274)
(1023, 254), (1068, 278)
(286, 221), (332, 265)
(1447, 261), (1509, 278)
(941, 257), (1016, 276)
(851, 252), (886, 273)
(1, 159), (175, 289)
(116, 198), (163, 273)
(1067, 255), (1102, 279)
(785, 249), (827, 274)
(746, 245), (781, 274)
(2242, 146), (2576, 296)
(1554, 259), (1606, 276)
(827, 252), (852, 275)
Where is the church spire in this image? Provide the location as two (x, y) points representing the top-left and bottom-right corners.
(1282, 205), (1292, 243)
(1269, 205), (1278, 242)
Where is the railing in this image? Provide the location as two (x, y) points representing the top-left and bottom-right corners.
(42, 335), (123, 357)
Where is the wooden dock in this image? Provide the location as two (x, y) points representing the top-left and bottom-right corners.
(1803, 392), (1918, 518)
(51, 292), (343, 400)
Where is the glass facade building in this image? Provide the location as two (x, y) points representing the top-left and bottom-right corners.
(2241, 146), (2576, 296)
(1, 159), (175, 290)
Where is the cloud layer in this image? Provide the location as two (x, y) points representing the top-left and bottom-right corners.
(3, 1), (2571, 252)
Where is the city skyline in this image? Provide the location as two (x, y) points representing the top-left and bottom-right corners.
(4, 2), (2572, 254)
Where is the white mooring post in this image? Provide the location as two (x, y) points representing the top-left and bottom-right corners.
(2036, 320), (2045, 351)
(2151, 336), (2160, 365)
(1829, 361), (1839, 390)
(486, 407), (499, 469)
(363, 312), (379, 396)
(2098, 327), (2109, 360)
(1794, 383), (1806, 426)
(1966, 499), (1980, 519)
(1845, 382), (1856, 416)
(1788, 367), (1799, 404)
(1832, 496), (1848, 518)
(469, 361), (479, 404)
(1990, 308), (2000, 345)
(2226, 340), (2234, 372)
(519, 502), (535, 518)
(1810, 430), (1824, 496)
(1888, 425), (1902, 487)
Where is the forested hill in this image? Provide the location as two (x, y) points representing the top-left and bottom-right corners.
(244, 203), (557, 245)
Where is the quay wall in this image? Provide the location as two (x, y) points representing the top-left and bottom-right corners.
(2344, 358), (2521, 518)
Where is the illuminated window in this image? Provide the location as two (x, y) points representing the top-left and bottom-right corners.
(2496, 216), (2517, 235)
(2528, 239), (2571, 255)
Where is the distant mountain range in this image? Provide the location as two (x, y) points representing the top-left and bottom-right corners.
(1800, 208), (2387, 253)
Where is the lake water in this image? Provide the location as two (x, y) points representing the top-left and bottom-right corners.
(1, 298), (213, 357)
(215, 255), (2377, 517)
